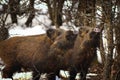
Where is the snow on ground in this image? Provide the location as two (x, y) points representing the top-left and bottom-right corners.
(60, 70), (97, 80)
(0, 72), (32, 80)
(9, 24), (46, 37)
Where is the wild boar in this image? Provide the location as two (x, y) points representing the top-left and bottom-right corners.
(0, 28), (64, 80)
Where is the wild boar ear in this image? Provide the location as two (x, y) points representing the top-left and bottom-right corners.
(65, 30), (77, 41)
(46, 28), (55, 39)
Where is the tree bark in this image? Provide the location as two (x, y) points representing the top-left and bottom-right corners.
(25, 0), (35, 27)
(9, 0), (20, 24)
(0, 27), (9, 41)
(102, 0), (114, 80)
(46, 0), (64, 28)
(111, 1), (120, 80)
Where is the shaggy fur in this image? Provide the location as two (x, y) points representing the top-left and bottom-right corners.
(47, 27), (102, 80)
(0, 28), (64, 80)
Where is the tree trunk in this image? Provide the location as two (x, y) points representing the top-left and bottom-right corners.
(99, 23), (106, 64)
(25, 0), (35, 27)
(102, 0), (114, 80)
(103, 24), (113, 80)
(9, 0), (20, 24)
(111, 1), (120, 80)
(0, 27), (9, 41)
(46, 0), (64, 28)
(55, 0), (64, 28)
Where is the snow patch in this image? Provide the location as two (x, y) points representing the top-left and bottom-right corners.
(9, 25), (46, 37)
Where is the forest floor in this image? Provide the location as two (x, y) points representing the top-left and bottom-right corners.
(0, 63), (103, 80)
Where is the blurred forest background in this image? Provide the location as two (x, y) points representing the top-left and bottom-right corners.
(0, 0), (120, 80)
